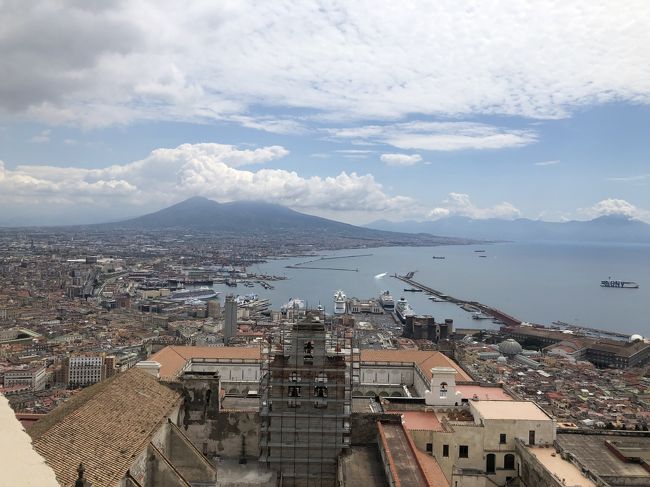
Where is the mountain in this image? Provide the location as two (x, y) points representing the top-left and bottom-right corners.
(97, 197), (470, 245)
(366, 215), (650, 243)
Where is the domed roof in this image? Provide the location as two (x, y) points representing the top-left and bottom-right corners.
(498, 338), (523, 356)
(630, 334), (643, 342)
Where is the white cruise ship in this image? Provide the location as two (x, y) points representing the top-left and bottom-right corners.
(395, 297), (414, 323)
(333, 290), (347, 314)
(169, 286), (219, 302)
(379, 290), (395, 310)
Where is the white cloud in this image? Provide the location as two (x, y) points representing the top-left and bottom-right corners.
(579, 198), (650, 222)
(29, 129), (51, 143)
(534, 160), (561, 166)
(380, 153), (422, 166)
(327, 122), (537, 151)
(1, 2), (649, 127)
(606, 174), (650, 182)
(0, 143), (419, 222)
(428, 193), (521, 220)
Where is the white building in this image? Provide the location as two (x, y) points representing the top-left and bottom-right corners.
(3, 365), (47, 391)
(67, 355), (105, 387)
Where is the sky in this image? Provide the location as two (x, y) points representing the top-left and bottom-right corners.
(1, 1), (650, 226)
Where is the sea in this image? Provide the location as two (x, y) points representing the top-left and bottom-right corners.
(210, 242), (650, 336)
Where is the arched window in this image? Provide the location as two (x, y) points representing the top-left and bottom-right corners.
(504, 454), (515, 470)
(440, 381), (448, 398)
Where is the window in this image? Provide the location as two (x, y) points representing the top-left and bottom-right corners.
(426, 443), (432, 452)
(504, 454), (515, 470)
(443, 445), (449, 457)
(314, 385), (328, 398)
(528, 430), (536, 446)
(500, 433), (507, 444)
(459, 445), (468, 458)
(288, 386), (301, 397)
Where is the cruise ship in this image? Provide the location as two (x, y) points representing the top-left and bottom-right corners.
(333, 290), (347, 314)
(601, 279), (639, 289)
(395, 297), (414, 323)
(169, 286), (219, 302)
(379, 290), (395, 310)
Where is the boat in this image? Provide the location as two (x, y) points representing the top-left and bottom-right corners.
(472, 312), (491, 320)
(379, 291), (395, 310)
(474, 250), (486, 253)
(432, 256), (446, 260)
(403, 288), (423, 292)
(333, 290), (347, 314)
(395, 297), (415, 323)
(600, 279), (639, 289)
(478, 255), (487, 258)
(169, 286), (219, 302)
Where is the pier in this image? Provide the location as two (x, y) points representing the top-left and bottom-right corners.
(395, 274), (632, 340)
(285, 265), (358, 272)
(394, 274), (522, 327)
(286, 253), (370, 272)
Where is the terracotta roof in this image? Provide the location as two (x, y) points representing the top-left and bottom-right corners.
(361, 350), (471, 381)
(413, 446), (449, 487)
(150, 347), (470, 386)
(150, 346), (261, 379)
(29, 368), (181, 487)
(399, 411), (443, 432)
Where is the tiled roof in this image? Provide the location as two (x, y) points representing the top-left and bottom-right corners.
(150, 346), (261, 379)
(399, 411), (443, 431)
(149, 346), (470, 385)
(360, 350), (471, 381)
(29, 368), (181, 487)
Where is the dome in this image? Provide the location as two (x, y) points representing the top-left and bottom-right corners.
(497, 356), (508, 363)
(630, 334), (643, 342)
(498, 338), (523, 356)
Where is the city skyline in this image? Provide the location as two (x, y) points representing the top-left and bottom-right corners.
(1, 2), (650, 226)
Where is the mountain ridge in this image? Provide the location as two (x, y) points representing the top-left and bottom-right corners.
(89, 196), (473, 246)
(366, 214), (650, 243)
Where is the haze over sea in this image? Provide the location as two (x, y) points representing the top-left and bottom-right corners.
(212, 242), (650, 335)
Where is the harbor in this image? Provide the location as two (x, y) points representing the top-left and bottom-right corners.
(393, 273), (632, 341)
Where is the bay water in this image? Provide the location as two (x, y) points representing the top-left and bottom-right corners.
(211, 242), (650, 335)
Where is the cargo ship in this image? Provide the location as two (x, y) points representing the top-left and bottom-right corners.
(600, 279), (639, 289)
(395, 297), (414, 323)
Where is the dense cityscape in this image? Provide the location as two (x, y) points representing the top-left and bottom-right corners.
(1, 222), (648, 486)
(3, 2), (650, 487)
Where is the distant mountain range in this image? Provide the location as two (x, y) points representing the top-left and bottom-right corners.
(366, 215), (650, 243)
(95, 196), (470, 246)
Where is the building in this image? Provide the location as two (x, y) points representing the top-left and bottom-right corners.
(224, 294), (237, 343)
(403, 315), (453, 341)
(3, 365), (48, 391)
(259, 312), (358, 486)
(348, 298), (383, 314)
(207, 297), (221, 318)
(64, 354), (116, 388)
(585, 339), (650, 368)
(28, 368), (217, 487)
